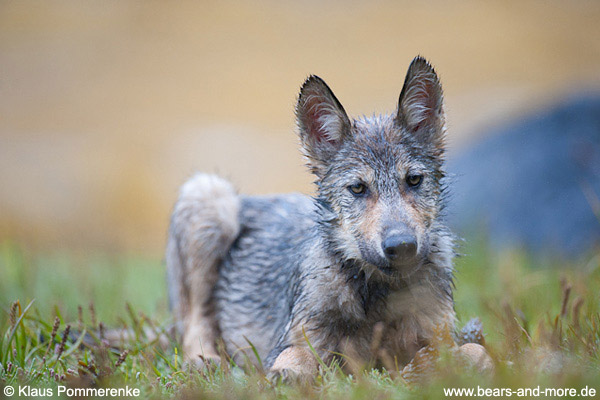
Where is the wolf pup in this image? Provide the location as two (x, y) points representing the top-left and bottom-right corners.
(167, 56), (474, 380)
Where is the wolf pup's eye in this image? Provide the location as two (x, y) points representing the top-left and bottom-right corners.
(406, 174), (423, 188)
(348, 183), (367, 196)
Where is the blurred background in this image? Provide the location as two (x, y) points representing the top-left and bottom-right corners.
(1, 0), (600, 257)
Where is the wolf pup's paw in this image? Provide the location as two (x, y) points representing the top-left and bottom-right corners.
(266, 368), (291, 384)
(267, 346), (318, 384)
(457, 343), (493, 373)
(183, 354), (221, 371)
(266, 368), (313, 385)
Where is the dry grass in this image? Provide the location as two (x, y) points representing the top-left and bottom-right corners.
(1, 240), (599, 399)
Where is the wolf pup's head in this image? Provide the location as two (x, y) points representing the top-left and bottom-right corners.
(297, 56), (449, 277)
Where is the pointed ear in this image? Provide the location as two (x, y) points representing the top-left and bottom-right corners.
(397, 56), (445, 147)
(296, 75), (352, 176)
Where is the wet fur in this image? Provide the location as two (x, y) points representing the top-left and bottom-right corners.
(167, 56), (456, 377)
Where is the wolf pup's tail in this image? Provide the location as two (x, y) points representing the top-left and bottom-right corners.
(166, 173), (240, 360)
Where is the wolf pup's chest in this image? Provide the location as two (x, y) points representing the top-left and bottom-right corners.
(303, 272), (432, 365)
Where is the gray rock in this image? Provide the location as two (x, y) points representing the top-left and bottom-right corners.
(447, 94), (600, 257)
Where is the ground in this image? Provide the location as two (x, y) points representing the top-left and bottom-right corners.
(1, 240), (599, 399)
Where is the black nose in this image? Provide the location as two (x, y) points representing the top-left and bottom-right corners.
(382, 234), (417, 261)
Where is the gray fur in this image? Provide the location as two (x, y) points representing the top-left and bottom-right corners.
(167, 56), (457, 376)
(166, 174), (240, 361)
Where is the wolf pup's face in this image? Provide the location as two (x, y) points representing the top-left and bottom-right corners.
(297, 56), (446, 275)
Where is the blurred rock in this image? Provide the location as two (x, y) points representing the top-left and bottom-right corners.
(447, 94), (600, 257)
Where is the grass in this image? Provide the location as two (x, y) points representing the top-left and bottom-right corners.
(0, 239), (599, 399)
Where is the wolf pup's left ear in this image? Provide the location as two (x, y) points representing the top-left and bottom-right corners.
(397, 56), (445, 148)
(296, 75), (352, 176)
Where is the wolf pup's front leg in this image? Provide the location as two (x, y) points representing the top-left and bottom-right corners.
(166, 174), (240, 367)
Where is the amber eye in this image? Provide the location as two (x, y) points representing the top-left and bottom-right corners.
(348, 183), (367, 196)
(406, 174), (423, 187)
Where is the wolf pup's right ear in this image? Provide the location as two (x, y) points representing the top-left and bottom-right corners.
(397, 56), (446, 150)
(296, 76), (352, 176)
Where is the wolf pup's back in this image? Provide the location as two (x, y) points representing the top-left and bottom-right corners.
(214, 193), (318, 361)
